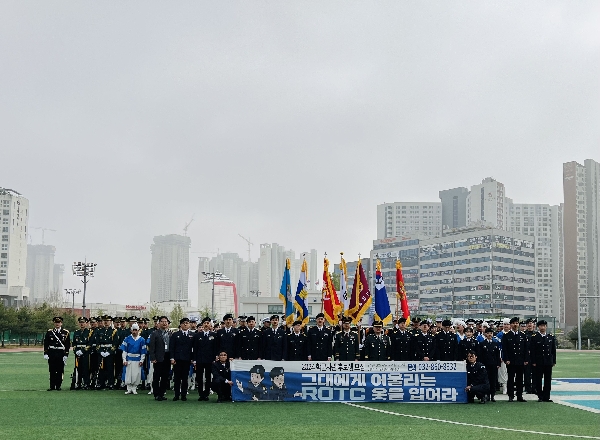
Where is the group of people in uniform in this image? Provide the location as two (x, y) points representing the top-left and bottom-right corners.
(42, 311), (557, 404)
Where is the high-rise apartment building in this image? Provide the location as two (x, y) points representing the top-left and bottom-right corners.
(150, 234), (191, 303)
(509, 203), (563, 321)
(563, 159), (600, 325)
(26, 244), (56, 303)
(53, 264), (64, 298)
(439, 187), (469, 230)
(0, 188), (29, 306)
(466, 178), (508, 230)
(377, 202), (442, 239)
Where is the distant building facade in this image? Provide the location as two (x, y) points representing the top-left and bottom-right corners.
(377, 202), (442, 239)
(26, 244), (56, 303)
(150, 234), (191, 302)
(198, 272), (237, 318)
(466, 178), (508, 230)
(439, 187), (469, 230)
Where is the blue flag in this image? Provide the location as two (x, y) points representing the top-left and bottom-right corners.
(294, 259), (310, 325)
(374, 259), (392, 325)
(279, 258), (295, 326)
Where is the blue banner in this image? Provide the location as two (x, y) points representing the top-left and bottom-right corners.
(231, 361), (467, 403)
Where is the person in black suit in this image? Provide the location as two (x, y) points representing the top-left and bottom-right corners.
(261, 315), (287, 361)
(435, 319), (458, 361)
(170, 317), (194, 401)
(193, 317), (218, 401)
(479, 327), (501, 402)
(334, 317), (360, 361)
(235, 316), (262, 360)
(211, 351), (233, 402)
(388, 317), (414, 361)
(147, 316), (171, 401)
(307, 313), (333, 361)
(217, 314), (238, 361)
(414, 320), (435, 361)
(287, 320), (309, 361)
(530, 319), (557, 402)
(459, 327), (480, 361)
(503, 317), (530, 402)
(465, 350), (490, 404)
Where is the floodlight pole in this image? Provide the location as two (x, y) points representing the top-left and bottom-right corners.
(65, 289), (81, 314)
(72, 260), (96, 318)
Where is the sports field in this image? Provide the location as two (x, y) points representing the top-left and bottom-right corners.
(0, 351), (598, 440)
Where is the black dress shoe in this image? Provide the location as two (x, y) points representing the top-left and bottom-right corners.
(538, 398), (543, 402)
(47, 388), (54, 391)
(198, 397), (204, 401)
(544, 399), (553, 402)
(56, 387), (61, 391)
(517, 398), (526, 402)
(490, 397), (496, 402)
(172, 396), (179, 401)
(508, 397), (514, 402)
(181, 397), (187, 401)
(203, 396), (209, 401)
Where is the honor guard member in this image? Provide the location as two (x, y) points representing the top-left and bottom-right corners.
(334, 317), (360, 361)
(364, 321), (390, 361)
(503, 317), (530, 402)
(388, 317), (414, 361)
(170, 317), (194, 401)
(465, 350), (490, 404)
(193, 317), (218, 401)
(307, 313), (333, 361)
(217, 314), (238, 360)
(459, 326), (480, 360)
(88, 317), (102, 388)
(479, 327), (501, 402)
(43, 316), (71, 391)
(287, 320), (309, 361)
(96, 315), (117, 389)
(71, 317), (92, 390)
(261, 315), (287, 361)
(414, 320), (435, 361)
(523, 318), (536, 394)
(530, 319), (557, 402)
(235, 316), (262, 360)
(435, 319), (458, 361)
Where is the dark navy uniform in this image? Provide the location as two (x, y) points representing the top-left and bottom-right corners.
(334, 331), (360, 361)
(261, 327), (287, 361)
(479, 337), (501, 400)
(364, 333), (390, 361)
(43, 321), (70, 391)
(192, 328), (218, 400)
(435, 330), (458, 361)
(170, 326), (194, 400)
(388, 328), (414, 361)
(459, 337), (480, 361)
(287, 331), (309, 361)
(211, 360), (232, 402)
(216, 327), (238, 359)
(306, 326), (333, 361)
(236, 327), (262, 360)
(96, 325), (118, 389)
(524, 328), (536, 393)
(466, 361), (490, 403)
(502, 330), (530, 401)
(414, 332), (435, 361)
(530, 330), (557, 402)
(71, 324), (91, 389)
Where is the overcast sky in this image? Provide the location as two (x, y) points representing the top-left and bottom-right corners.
(1, 1), (598, 306)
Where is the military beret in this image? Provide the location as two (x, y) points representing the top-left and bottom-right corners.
(442, 319), (452, 327)
(315, 313), (325, 319)
(223, 313), (233, 321)
(246, 316), (256, 322)
(536, 319), (548, 326)
(249, 365), (265, 375)
(269, 367), (285, 378)
(270, 315), (279, 321)
(201, 317), (211, 324)
(180, 317), (189, 325)
(509, 317), (520, 324)
(293, 320), (302, 326)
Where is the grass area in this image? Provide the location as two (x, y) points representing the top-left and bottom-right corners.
(0, 351), (598, 440)
(553, 351), (600, 378)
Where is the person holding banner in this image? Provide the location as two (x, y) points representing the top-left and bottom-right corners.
(334, 317), (360, 361)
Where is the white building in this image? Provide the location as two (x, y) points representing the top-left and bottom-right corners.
(26, 244), (56, 303)
(466, 178), (509, 230)
(376, 202), (442, 239)
(53, 264), (64, 296)
(0, 188), (29, 306)
(509, 203), (563, 322)
(198, 272), (237, 318)
(150, 234), (191, 303)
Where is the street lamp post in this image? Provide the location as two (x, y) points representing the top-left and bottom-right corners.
(64, 288), (81, 314)
(202, 270), (220, 318)
(250, 290), (261, 318)
(72, 260), (96, 318)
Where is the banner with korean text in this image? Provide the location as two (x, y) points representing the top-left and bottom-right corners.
(231, 361), (467, 403)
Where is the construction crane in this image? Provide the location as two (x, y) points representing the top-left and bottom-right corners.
(31, 227), (56, 245)
(238, 234), (253, 262)
(183, 215), (194, 236)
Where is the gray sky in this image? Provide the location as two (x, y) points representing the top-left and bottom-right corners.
(1, 1), (598, 305)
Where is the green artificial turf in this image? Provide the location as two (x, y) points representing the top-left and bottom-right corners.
(0, 351), (598, 440)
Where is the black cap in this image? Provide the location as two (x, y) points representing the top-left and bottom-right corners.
(270, 315), (279, 321)
(484, 327), (493, 333)
(223, 313), (233, 321)
(77, 317), (87, 323)
(293, 320), (302, 326)
(397, 317), (407, 324)
(180, 317), (189, 325)
(315, 313), (325, 319)
(509, 317), (520, 324)
(201, 317), (211, 324)
(249, 365), (265, 376)
(238, 316), (247, 321)
(420, 320), (430, 326)
(465, 326), (474, 332)
(372, 321), (383, 327)
(128, 316), (139, 322)
(53, 316), (63, 323)
(536, 319), (548, 326)
(103, 315), (112, 321)
(269, 366), (285, 378)
(246, 316), (256, 322)
(342, 317), (352, 324)
(442, 319), (452, 327)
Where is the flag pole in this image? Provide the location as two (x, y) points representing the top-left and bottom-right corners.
(395, 256), (400, 320)
(321, 252), (326, 313)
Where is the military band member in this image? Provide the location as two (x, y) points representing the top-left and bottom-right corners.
(71, 317), (91, 390)
(307, 313), (333, 361)
(235, 316), (262, 360)
(530, 319), (557, 402)
(334, 317), (359, 361)
(97, 315), (118, 389)
(503, 317), (529, 402)
(479, 327), (501, 402)
(364, 321), (390, 361)
(414, 320), (435, 361)
(217, 314), (238, 361)
(43, 316), (70, 391)
(193, 317), (218, 401)
(287, 320), (309, 361)
(261, 315), (287, 361)
(388, 317), (413, 361)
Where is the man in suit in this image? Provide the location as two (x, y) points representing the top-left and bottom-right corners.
(287, 320), (309, 361)
(261, 315), (287, 361)
(217, 314), (238, 361)
(147, 316), (171, 401)
(334, 317), (360, 361)
(212, 351), (233, 402)
(503, 316), (530, 402)
(43, 316), (71, 391)
(414, 320), (435, 361)
(235, 316), (262, 360)
(388, 317), (414, 361)
(530, 319), (557, 402)
(364, 321), (390, 361)
(479, 327), (501, 402)
(435, 319), (458, 361)
(193, 317), (218, 401)
(170, 317), (194, 401)
(307, 313), (333, 361)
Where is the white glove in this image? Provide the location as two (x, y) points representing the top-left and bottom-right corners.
(76, 350), (83, 356)
(101, 352), (108, 358)
(359, 344), (364, 350)
(43, 354), (49, 360)
(63, 356), (68, 365)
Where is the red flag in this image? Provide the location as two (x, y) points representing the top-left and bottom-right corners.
(322, 257), (342, 325)
(396, 259), (410, 325)
(348, 259), (372, 324)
